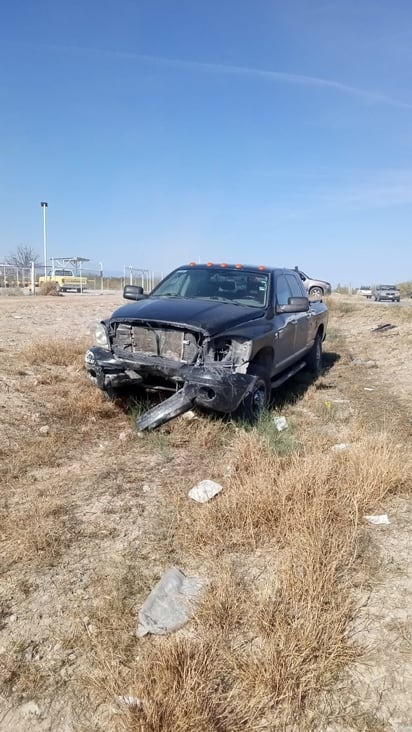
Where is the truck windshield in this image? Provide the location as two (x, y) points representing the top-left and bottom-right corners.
(378, 285), (396, 289)
(152, 268), (269, 308)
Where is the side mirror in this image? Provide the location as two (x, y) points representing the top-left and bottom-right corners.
(276, 296), (309, 314)
(123, 285), (145, 301)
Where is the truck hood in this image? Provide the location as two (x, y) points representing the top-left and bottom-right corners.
(108, 297), (265, 336)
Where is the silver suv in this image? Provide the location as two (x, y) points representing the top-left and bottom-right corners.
(294, 268), (332, 298)
(373, 285), (400, 302)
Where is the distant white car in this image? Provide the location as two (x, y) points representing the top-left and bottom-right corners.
(358, 286), (372, 298)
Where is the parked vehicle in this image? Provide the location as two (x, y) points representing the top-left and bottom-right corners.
(85, 263), (328, 430)
(38, 269), (88, 293)
(358, 286), (373, 298)
(294, 268), (332, 298)
(373, 285), (400, 302)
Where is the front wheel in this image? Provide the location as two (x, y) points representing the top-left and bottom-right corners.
(306, 332), (323, 375)
(234, 364), (271, 423)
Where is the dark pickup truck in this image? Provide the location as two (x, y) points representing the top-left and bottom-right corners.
(85, 263), (328, 430)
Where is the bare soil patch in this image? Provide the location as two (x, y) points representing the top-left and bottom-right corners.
(0, 294), (411, 731)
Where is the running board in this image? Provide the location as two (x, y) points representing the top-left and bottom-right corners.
(271, 361), (306, 389)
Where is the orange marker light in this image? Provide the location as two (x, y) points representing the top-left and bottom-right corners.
(235, 264), (243, 269)
(258, 265), (266, 271)
(220, 262), (227, 268)
(188, 261), (196, 267)
(207, 262), (214, 267)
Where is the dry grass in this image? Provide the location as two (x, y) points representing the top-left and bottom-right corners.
(81, 421), (411, 731)
(22, 337), (90, 367)
(38, 280), (61, 296)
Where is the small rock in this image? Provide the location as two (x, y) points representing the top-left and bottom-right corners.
(39, 425), (50, 435)
(20, 701), (41, 718)
(9, 614), (17, 623)
(119, 431), (129, 441)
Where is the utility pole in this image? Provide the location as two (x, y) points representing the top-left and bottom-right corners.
(40, 201), (48, 277)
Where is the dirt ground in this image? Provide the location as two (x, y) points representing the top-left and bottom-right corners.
(0, 292), (411, 731)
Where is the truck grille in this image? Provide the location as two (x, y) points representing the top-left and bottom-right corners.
(113, 323), (199, 363)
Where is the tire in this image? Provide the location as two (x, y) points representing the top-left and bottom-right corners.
(306, 332), (323, 375)
(234, 364), (271, 422)
(309, 286), (324, 298)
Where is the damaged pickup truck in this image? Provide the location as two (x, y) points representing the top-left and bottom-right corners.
(85, 263), (328, 430)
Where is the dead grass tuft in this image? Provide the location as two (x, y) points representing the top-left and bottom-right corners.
(38, 281), (61, 296)
(22, 337), (89, 367)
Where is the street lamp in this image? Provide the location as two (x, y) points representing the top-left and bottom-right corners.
(40, 202), (48, 277)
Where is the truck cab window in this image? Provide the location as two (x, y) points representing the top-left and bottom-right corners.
(275, 275), (292, 306)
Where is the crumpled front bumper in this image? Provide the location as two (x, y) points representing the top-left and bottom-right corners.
(85, 346), (256, 413)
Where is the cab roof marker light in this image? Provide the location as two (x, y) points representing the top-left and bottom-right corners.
(235, 264), (243, 269)
(188, 261), (196, 266)
(207, 262), (214, 267)
(258, 265), (266, 271)
(220, 262), (227, 268)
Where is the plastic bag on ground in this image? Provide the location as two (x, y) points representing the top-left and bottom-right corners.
(137, 567), (205, 637)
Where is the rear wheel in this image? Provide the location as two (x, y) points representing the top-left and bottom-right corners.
(234, 364), (271, 422)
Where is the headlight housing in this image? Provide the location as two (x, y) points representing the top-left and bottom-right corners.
(91, 322), (110, 349)
(206, 337), (252, 368)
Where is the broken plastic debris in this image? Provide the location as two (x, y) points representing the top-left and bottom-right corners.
(371, 323), (397, 333)
(364, 514), (390, 525)
(332, 443), (347, 452)
(188, 479), (223, 503)
(273, 416), (288, 431)
(364, 387), (375, 391)
(324, 400), (332, 409)
(137, 567), (205, 637)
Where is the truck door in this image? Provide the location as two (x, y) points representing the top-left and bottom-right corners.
(286, 273), (311, 355)
(273, 274), (298, 372)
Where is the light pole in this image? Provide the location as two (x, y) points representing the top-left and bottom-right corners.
(40, 202), (48, 277)
(99, 261), (103, 293)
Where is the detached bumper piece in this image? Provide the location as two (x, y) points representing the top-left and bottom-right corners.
(136, 383), (198, 431)
(136, 368), (257, 431)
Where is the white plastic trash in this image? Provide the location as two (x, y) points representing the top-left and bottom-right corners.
(188, 480), (223, 503)
(273, 416), (288, 431)
(332, 443), (347, 452)
(364, 514), (390, 525)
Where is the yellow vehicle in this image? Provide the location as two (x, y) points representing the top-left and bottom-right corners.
(38, 269), (88, 293)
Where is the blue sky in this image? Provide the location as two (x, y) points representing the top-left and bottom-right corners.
(1, 0), (412, 285)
